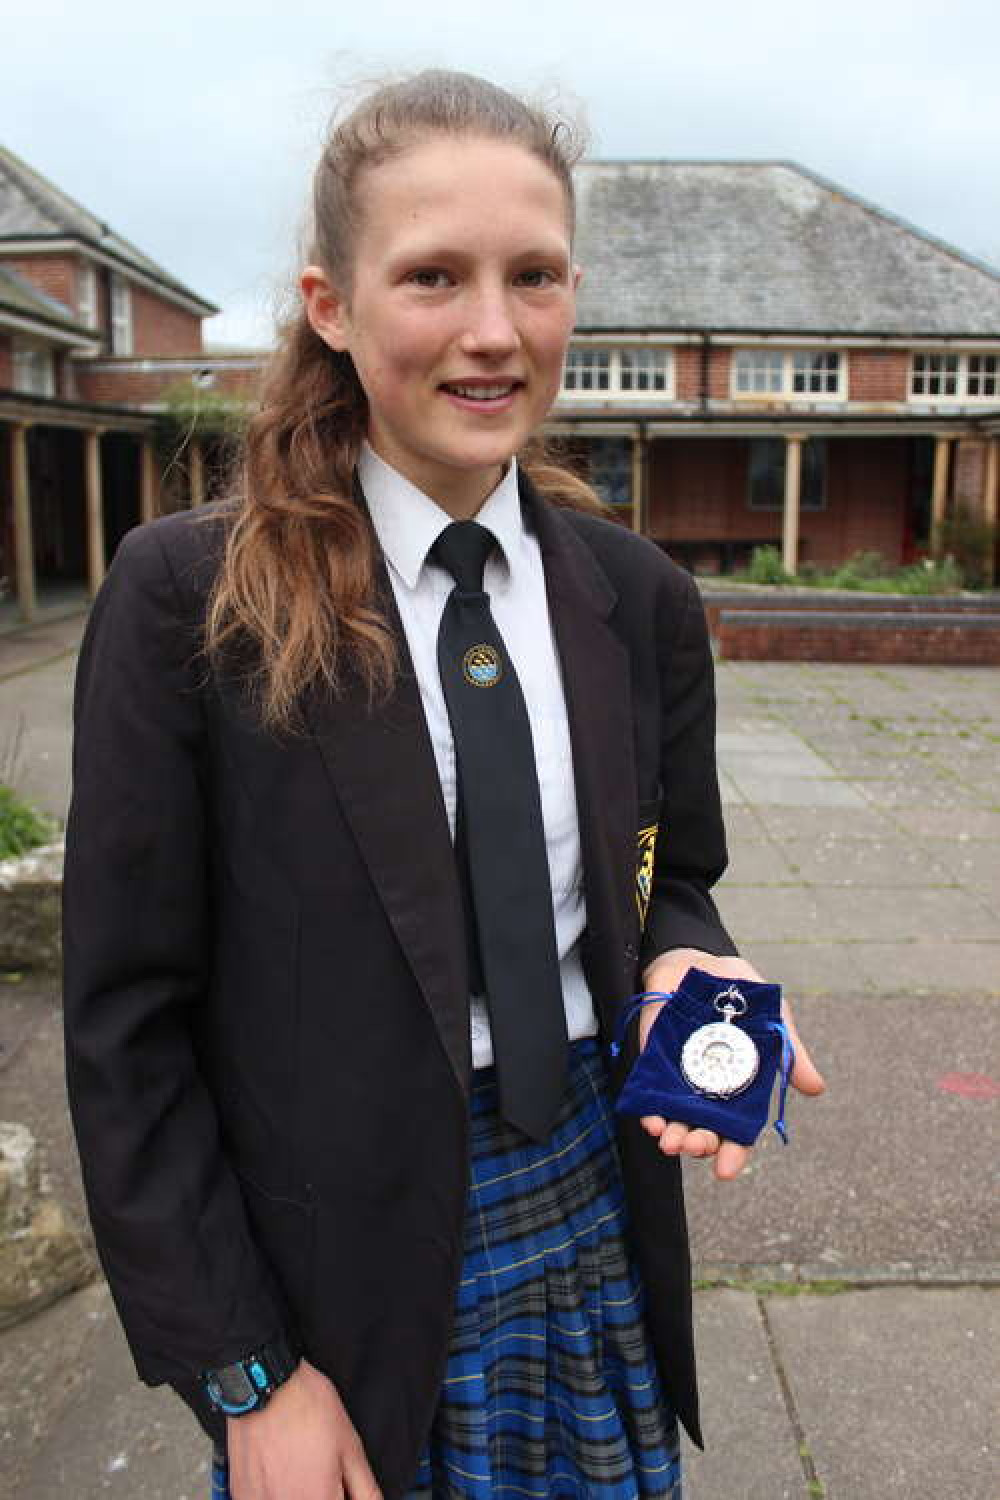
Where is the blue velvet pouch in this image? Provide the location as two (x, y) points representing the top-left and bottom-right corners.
(610, 967), (794, 1146)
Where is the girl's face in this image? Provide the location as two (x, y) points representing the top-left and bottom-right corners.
(302, 134), (580, 517)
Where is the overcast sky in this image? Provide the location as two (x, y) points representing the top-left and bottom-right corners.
(5, 0), (999, 347)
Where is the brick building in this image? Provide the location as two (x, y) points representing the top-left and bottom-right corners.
(555, 162), (1000, 581)
(0, 145), (252, 620)
(3, 151), (1000, 622)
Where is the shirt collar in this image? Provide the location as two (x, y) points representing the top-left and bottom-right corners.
(358, 441), (523, 591)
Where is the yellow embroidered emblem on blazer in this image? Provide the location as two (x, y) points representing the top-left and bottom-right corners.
(636, 821), (659, 927)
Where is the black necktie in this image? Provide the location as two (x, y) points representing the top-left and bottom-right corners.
(432, 520), (569, 1142)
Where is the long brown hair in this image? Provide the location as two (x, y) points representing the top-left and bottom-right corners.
(206, 70), (602, 729)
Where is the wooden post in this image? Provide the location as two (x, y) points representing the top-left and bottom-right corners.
(984, 436), (999, 587)
(84, 428), (106, 597)
(631, 431), (645, 533)
(189, 440), (205, 509)
(11, 422), (37, 622)
(139, 436), (157, 524)
(930, 434), (951, 557)
(782, 434), (803, 575)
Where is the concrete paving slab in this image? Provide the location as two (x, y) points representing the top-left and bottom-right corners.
(850, 941), (1000, 996)
(682, 1290), (805, 1500)
(684, 993), (1000, 1271)
(780, 834), (959, 888)
(10, 1281), (209, 1500)
(0, 653), (77, 822)
(766, 1288), (997, 1500)
(742, 805), (902, 842)
(730, 940), (872, 996)
(886, 807), (1000, 839)
(727, 774), (869, 809)
(725, 882), (1000, 944)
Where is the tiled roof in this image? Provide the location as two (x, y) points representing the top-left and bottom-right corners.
(0, 263), (92, 339)
(0, 145), (217, 313)
(573, 162), (1000, 336)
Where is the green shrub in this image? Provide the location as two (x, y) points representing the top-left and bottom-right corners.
(827, 551), (888, 590)
(747, 545), (792, 585)
(892, 557), (964, 594)
(936, 508), (997, 589)
(0, 784), (54, 860)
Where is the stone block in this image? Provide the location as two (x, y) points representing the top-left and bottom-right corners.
(0, 838), (64, 970)
(0, 1120), (93, 1331)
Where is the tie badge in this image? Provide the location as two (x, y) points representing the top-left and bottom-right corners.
(463, 644), (503, 688)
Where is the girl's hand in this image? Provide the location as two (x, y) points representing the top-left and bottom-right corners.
(637, 948), (826, 1181)
(225, 1357), (382, 1500)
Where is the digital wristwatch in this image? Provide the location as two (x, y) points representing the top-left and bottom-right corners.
(201, 1331), (299, 1416)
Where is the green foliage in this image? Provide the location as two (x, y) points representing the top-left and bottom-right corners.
(936, 506), (998, 589)
(826, 550), (887, 589)
(746, 544), (792, 585)
(153, 381), (251, 466)
(731, 548), (966, 594)
(0, 783), (54, 860)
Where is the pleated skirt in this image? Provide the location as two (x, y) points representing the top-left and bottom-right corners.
(211, 1038), (681, 1499)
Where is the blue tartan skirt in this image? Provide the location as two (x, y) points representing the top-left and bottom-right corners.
(211, 1037), (681, 1498)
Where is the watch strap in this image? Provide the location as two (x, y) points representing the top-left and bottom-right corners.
(201, 1330), (299, 1416)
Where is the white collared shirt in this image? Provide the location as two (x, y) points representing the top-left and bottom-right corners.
(359, 443), (598, 1069)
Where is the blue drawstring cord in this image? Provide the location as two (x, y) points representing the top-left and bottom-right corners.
(610, 991), (675, 1057)
(765, 1018), (795, 1143)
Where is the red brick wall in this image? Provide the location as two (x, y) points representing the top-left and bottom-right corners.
(2, 253), (76, 310)
(673, 345), (731, 401)
(130, 283), (204, 356)
(953, 439), (987, 511)
(0, 336), (11, 388)
(718, 614), (1000, 664)
(647, 436), (910, 566)
(847, 349), (909, 402)
(74, 363), (262, 407)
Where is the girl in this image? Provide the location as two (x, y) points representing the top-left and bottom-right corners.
(63, 70), (823, 1500)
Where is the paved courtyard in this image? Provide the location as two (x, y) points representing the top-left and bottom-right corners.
(0, 620), (997, 1498)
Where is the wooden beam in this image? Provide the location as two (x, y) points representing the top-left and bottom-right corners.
(139, 436), (157, 525)
(782, 434), (803, 575)
(631, 432), (645, 533)
(84, 428), (106, 597)
(189, 440), (205, 509)
(930, 434), (951, 557)
(11, 422), (37, 622)
(984, 437), (999, 588)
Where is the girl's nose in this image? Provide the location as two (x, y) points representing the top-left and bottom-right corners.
(459, 289), (519, 356)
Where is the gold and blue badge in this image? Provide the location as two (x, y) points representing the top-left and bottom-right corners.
(463, 644), (503, 688)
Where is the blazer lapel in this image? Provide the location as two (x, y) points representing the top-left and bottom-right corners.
(523, 479), (639, 1031)
(303, 571), (470, 1096)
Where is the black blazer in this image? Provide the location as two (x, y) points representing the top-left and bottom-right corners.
(62, 475), (735, 1499)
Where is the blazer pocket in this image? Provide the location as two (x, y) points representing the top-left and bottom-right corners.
(636, 795), (662, 931)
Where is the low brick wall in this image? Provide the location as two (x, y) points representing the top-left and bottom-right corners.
(699, 587), (1000, 634)
(717, 610), (1000, 664)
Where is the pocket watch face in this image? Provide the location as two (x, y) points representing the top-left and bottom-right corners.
(681, 1021), (759, 1098)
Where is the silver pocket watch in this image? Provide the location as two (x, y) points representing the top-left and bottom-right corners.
(680, 984), (760, 1098)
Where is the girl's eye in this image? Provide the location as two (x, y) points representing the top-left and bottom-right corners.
(408, 269), (451, 289)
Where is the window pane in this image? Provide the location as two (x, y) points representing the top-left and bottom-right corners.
(620, 346), (670, 392)
(588, 437), (632, 508)
(748, 438), (785, 508)
(735, 350), (783, 394)
(563, 346), (610, 392)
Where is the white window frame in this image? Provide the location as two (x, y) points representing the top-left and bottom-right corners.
(732, 348), (845, 400)
(78, 261), (98, 330)
(562, 343), (674, 399)
(110, 272), (133, 355)
(910, 351), (1000, 403)
(12, 339), (56, 398)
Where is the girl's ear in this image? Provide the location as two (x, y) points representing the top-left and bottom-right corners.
(300, 265), (351, 352)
